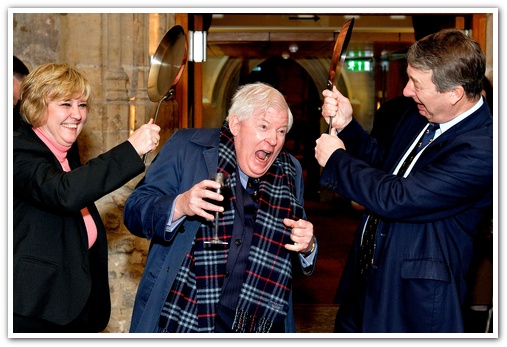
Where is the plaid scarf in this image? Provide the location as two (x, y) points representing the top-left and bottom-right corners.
(158, 120), (305, 333)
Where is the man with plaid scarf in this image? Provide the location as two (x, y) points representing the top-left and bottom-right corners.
(124, 82), (317, 333)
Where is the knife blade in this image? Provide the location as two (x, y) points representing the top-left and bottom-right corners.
(326, 18), (354, 134)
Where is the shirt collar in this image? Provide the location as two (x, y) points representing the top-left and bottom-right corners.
(238, 167), (248, 188)
(439, 97), (483, 134)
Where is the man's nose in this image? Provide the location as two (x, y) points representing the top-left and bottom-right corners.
(264, 130), (278, 146)
(403, 81), (415, 98)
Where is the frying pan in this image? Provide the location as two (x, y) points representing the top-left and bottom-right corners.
(143, 25), (188, 162)
(326, 18), (354, 134)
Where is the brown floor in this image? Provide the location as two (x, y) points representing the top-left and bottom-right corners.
(292, 191), (362, 333)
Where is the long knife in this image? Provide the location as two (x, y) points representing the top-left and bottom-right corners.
(326, 18), (354, 134)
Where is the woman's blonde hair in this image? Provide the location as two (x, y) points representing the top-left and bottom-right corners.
(20, 63), (92, 127)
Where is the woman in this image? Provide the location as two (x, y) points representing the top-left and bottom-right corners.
(13, 63), (160, 332)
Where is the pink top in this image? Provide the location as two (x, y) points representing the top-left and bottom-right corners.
(33, 127), (97, 248)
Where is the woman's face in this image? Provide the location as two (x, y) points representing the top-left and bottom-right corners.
(38, 97), (88, 147)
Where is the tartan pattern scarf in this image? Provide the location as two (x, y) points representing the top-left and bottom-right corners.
(158, 120), (305, 333)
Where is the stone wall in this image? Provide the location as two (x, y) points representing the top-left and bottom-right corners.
(96, 176), (149, 333)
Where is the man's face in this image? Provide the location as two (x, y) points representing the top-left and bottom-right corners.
(13, 76), (23, 107)
(230, 106), (289, 178)
(403, 65), (456, 124)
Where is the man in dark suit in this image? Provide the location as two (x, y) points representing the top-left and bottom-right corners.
(314, 29), (493, 332)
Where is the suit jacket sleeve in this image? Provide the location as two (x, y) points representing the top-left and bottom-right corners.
(320, 106), (493, 224)
(14, 132), (146, 213)
(123, 129), (215, 243)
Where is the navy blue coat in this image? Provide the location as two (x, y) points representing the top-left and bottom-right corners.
(321, 97), (493, 332)
(123, 128), (315, 333)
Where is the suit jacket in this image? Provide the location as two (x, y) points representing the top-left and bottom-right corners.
(124, 128), (316, 333)
(13, 124), (145, 331)
(321, 97), (493, 332)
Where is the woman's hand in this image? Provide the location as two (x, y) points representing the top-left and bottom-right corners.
(127, 118), (161, 156)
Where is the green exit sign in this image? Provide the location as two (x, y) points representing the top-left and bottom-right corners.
(346, 60), (373, 72)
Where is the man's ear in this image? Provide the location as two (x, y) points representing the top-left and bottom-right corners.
(449, 86), (465, 105)
(229, 115), (240, 136)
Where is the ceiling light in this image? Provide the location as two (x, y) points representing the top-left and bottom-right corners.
(189, 30), (207, 62)
(289, 43), (298, 53)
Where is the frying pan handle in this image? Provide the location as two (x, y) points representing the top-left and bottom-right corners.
(325, 18), (354, 135)
(327, 80), (334, 91)
(327, 80), (334, 134)
(142, 94), (170, 164)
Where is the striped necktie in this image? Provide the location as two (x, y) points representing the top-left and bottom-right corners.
(246, 177), (260, 204)
(359, 122), (440, 274)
